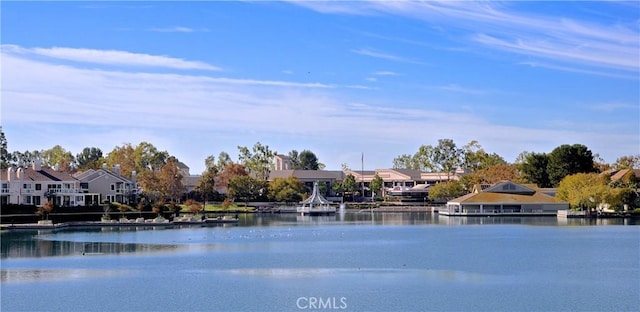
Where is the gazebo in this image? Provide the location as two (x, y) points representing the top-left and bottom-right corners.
(297, 181), (336, 216)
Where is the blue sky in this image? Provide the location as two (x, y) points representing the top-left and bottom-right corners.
(1, 1), (638, 174)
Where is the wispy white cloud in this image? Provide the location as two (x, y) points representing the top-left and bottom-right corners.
(365, 77), (377, 82)
(148, 26), (209, 33)
(294, 1), (640, 75)
(1, 45), (221, 71)
(3, 46), (637, 170)
(519, 61), (638, 80)
(372, 71), (400, 76)
(431, 84), (488, 96)
(351, 48), (426, 65)
(590, 103), (639, 112)
(475, 33), (636, 71)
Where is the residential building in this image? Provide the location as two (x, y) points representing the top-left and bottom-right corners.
(73, 164), (137, 205)
(1, 160), (90, 207)
(440, 180), (569, 216)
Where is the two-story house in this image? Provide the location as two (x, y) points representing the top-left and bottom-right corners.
(1, 160), (89, 207)
(73, 164), (137, 205)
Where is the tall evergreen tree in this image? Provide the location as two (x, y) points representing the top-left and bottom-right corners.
(520, 152), (551, 188)
(0, 127), (8, 169)
(548, 144), (596, 187)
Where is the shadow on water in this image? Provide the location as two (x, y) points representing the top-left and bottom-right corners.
(1, 226), (182, 259)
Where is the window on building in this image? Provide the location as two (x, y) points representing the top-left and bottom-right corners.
(80, 182), (89, 189)
(23, 184), (32, 189)
(24, 196), (31, 204)
(35, 184), (42, 190)
(110, 184), (115, 191)
(33, 196), (41, 206)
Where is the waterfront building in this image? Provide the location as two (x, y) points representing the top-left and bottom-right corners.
(1, 160), (92, 207)
(73, 164), (136, 205)
(269, 164), (466, 201)
(440, 180), (569, 216)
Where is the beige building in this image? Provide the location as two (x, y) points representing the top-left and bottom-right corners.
(73, 164), (136, 205)
(441, 181), (569, 216)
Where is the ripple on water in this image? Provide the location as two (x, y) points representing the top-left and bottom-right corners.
(1, 268), (132, 284)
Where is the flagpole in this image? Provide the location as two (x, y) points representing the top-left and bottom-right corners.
(361, 152), (364, 201)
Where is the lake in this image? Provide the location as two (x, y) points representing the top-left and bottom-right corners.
(1, 213), (639, 311)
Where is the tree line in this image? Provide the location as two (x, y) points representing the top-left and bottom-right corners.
(395, 138), (639, 211)
(1, 127), (638, 210)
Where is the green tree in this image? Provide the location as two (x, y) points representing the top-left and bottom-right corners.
(413, 145), (436, 171)
(556, 173), (611, 212)
(106, 142), (171, 179)
(342, 174), (358, 199)
(548, 144), (596, 187)
(286, 149), (321, 170)
(228, 175), (267, 204)
(204, 155), (216, 172)
(332, 180), (344, 202)
(9, 150), (42, 167)
(216, 151), (233, 173)
(106, 143), (137, 178)
(238, 142), (274, 181)
(427, 181), (466, 201)
(520, 152), (551, 188)
(133, 141), (169, 172)
(297, 150), (320, 170)
(461, 140), (507, 172)
(76, 147), (104, 170)
(514, 151), (531, 164)
(392, 154), (419, 170)
(0, 126), (8, 169)
(369, 173), (384, 199)
(268, 177), (306, 202)
(196, 163), (217, 207)
(433, 139), (463, 178)
(42, 145), (75, 172)
(288, 150), (301, 169)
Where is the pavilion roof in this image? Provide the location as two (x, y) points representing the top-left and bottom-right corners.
(301, 181), (332, 204)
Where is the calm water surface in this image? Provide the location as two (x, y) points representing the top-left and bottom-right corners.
(1, 213), (638, 311)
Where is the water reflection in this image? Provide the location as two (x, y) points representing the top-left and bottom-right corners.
(2, 213), (636, 259)
(1, 268), (129, 283)
(1, 228), (181, 259)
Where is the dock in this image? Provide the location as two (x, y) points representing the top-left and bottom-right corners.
(1, 217), (238, 231)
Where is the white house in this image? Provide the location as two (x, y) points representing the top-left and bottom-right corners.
(1, 160), (90, 207)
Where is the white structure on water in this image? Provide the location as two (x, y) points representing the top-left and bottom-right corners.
(297, 181), (336, 216)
